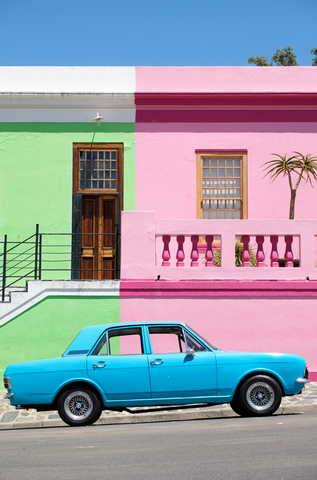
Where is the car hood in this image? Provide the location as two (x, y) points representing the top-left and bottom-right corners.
(215, 351), (306, 364)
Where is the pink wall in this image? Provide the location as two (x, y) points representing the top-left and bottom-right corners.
(136, 67), (317, 93)
(135, 67), (317, 221)
(121, 295), (317, 374)
(135, 124), (317, 220)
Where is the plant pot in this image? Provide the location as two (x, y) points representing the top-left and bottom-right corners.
(278, 258), (299, 268)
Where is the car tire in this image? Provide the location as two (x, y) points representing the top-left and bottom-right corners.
(230, 396), (246, 416)
(238, 375), (282, 417)
(57, 388), (102, 426)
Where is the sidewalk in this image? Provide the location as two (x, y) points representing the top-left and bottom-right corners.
(1, 383), (317, 430)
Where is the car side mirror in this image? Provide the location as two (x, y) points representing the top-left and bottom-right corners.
(186, 348), (196, 356)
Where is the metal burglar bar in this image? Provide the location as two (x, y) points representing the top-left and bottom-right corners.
(0, 227), (39, 302)
(0, 225), (121, 302)
(2, 235), (7, 302)
(39, 232), (120, 280)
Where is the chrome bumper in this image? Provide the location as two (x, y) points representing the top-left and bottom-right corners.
(295, 378), (310, 384)
(4, 392), (14, 399)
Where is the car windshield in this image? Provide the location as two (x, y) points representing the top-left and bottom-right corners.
(188, 327), (219, 351)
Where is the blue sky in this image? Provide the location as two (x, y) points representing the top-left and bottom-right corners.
(1, 0), (316, 66)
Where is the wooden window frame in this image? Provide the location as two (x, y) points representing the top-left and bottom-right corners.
(196, 151), (248, 219)
(73, 143), (123, 200)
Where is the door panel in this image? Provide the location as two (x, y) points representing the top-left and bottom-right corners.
(87, 326), (150, 401)
(99, 198), (116, 279)
(81, 196), (117, 280)
(87, 355), (151, 401)
(148, 352), (217, 399)
(146, 325), (217, 399)
(81, 199), (95, 279)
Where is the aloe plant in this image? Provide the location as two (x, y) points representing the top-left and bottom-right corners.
(262, 152), (317, 219)
(212, 241), (257, 267)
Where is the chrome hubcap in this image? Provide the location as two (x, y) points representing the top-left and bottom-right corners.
(246, 382), (275, 411)
(64, 391), (93, 421)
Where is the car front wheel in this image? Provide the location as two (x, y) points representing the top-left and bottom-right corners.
(230, 396), (246, 416)
(57, 388), (102, 426)
(238, 375), (282, 417)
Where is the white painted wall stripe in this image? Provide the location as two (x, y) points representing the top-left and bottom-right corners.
(0, 67), (136, 94)
(0, 92), (136, 123)
(0, 107), (135, 123)
(0, 280), (120, 327)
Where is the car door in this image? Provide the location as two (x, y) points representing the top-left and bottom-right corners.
(146, 326), (217, 400)
(86, 326), (150, 401)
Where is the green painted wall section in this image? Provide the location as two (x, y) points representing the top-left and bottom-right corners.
(0, 123), (135, 240)
(0, 295), (120, 382)
(0, 122), (135, 283)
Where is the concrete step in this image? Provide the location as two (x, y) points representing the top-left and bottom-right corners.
(0, 286), (26, 303)
(0, 280), (120, 326)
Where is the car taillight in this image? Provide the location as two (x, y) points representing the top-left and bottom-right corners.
(3, 377), (11, 389)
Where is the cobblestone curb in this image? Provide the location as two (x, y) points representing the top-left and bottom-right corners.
(1, 383), (317, 430)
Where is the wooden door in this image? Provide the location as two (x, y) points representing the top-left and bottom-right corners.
(81, 196), (117, 280)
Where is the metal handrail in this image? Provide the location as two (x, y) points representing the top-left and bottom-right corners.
(0, 225), (121, 302)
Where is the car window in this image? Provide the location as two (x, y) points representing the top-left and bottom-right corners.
(148, 326), (186, 354)
(92, 327), (144, 356)
(184, 331), (207, 352)
(187, 326), (218, 350)
(148, 326), (207, 354)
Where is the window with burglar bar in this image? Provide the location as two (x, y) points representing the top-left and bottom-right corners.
(79, 150), (117, 191)
(73, 143), (123, 195)
(196, 152), (247, 219)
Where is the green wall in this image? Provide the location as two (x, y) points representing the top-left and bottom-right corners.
(0, 122), (135, 239)
(0, 122), (135, 283)
(0, 295), (120, 380)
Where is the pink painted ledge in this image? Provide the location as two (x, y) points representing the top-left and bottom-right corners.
(310, 372), (317, 381)
(136, 109), (317, 123)
(120, 279), (317, 297)
(135, 92), (317, 106)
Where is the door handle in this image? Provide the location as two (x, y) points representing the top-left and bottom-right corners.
(150, 360), (164, 366)
(93, 362), (107, 369)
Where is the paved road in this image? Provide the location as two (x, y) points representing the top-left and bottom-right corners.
(1, 413), (317, 480)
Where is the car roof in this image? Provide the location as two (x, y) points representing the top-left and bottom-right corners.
(63, 321), (188, 356)
(82, 321), (188, 332)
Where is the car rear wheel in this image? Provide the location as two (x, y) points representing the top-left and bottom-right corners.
(238, 375), (282, 417)
(57, 388), (102, 426)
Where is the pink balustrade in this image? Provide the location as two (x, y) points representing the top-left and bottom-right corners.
(121, 212), (317, 280)
(205, 235), (214, 267)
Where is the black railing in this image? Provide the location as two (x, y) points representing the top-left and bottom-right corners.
(0, 225), (121, 302)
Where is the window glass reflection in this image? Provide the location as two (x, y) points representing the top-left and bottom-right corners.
(78, 149), (119, 191)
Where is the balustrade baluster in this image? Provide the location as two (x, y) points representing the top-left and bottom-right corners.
(241, 235), (250, 267)
(176, 235), (185, 267)
(190, 235), (199, 267)
(256, 235), (265, 267)
(162, 235), (171, 267)
(284, 235), (294, 268)
(270, 235), (279, 267)
(205, 235), (214, 267)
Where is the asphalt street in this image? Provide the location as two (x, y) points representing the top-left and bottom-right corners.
(1, 413), (317, 480)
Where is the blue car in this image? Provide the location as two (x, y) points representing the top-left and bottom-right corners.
(3, 322), (309, 426)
